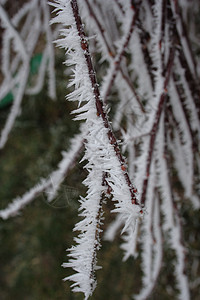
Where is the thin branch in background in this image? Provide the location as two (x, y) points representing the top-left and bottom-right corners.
(0, 126), (85, 219)
(141, 45), (176, 205)
(101, 2), (140, 103)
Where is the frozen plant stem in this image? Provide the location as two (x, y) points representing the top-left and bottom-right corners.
(101, 1), (140, 103)
(83, 0), (144, 112)
(141, 45), (176, 205)
(70, 0), (139, 205)
(51, 1), (145, 298)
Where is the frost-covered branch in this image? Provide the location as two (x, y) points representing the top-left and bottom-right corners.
(140, 44), (176, 205)
(0, 127), (84, 219)
(69, 0), (140, 206)
(51, 0), (143, 297)
(82, 0), (144, 113)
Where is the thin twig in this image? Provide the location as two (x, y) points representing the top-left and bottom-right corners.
(84, 0), (144, 112)
(141, 46), (176, 205)
(103, 3), (140, 103)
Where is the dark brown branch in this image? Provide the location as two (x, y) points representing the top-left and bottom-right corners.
(103, 3), (140, 103)
(136, 19), (155, 89)
(84, 0), (114, 57)
(177, 50), (200, 120)
(168, 0), (200, 120)
(89, 190), (104, 291)
(165, 102), (185, 145)
(160, 0), (167, 71)
(172, 73), (199, 152)
(172, 0), (198, 79)
(115, 0), (125, 15)
(70, 0), (139, 205)
(140, 46), (176, 206)
(84, 0), (144, 112)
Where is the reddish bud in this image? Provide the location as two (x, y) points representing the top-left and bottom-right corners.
(121, 165), (126, 171)
(106, 186), (112, 194)
(81, 40), (87, 50)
